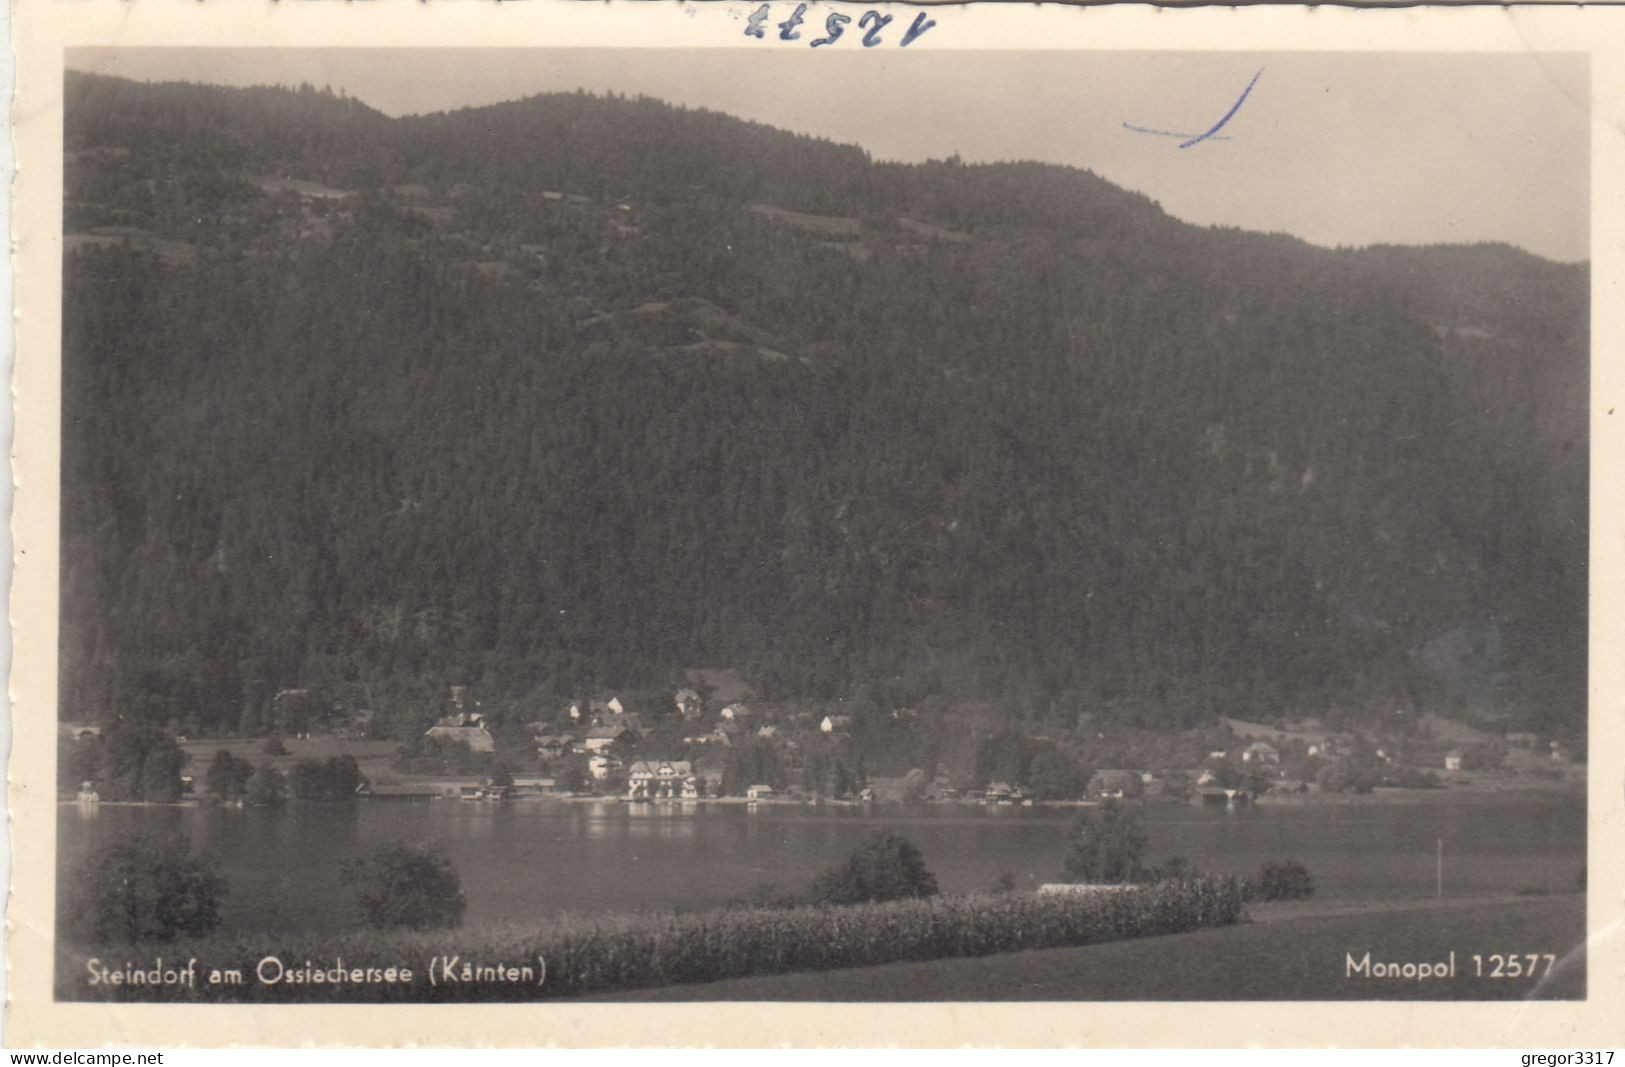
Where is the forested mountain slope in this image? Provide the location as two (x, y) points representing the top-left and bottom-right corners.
(59, 73), (1587, 740)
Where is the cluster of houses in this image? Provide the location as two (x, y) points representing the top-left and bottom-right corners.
(430, 672), (861, 766)
(88, 672), (1576, 809)
(358, 763), (754, 804)
(390, 670), (900, 804)
(401, 691), (1584, 808)
(424, 685), (495, 751)
(418, 678), (768, 794)
(963, 767), (1255, 807)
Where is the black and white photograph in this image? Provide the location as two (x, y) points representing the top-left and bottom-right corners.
(14, 8), (1610, 1034)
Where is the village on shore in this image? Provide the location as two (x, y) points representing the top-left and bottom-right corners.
(61, 665), (1586, 812)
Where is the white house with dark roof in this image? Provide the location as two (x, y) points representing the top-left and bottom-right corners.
(424, 712), (494, 753)
(534, 733), (575, 758)
(627, 760), (701, 800)
(1241, 741), (1280, 764)
(674, 688), (703, 719)
(682, 667), (756, 706)
(583, 724), (635, 752)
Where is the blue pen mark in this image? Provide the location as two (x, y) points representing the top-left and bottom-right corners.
(1121, 123), (1230, 142)
(744, 3), (770, 38)
(810, 11), (849, 48)
(778, 3), (807, 41)
(900, 11), (936, 47)
(858, 10), (893, 47)
(1124, 68), (1263, 149)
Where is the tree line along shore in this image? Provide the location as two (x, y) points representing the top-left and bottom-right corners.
(60, 689), (1584, 814)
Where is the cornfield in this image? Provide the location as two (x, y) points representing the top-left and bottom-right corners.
(60, 877), (1247, 1002)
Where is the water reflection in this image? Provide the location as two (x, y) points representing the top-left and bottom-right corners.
(58, 794), (1586, 937)
(623, 805), (701, 841)
(577, 806), (631, 843)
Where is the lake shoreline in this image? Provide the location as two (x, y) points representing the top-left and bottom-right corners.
(61, 775), (1583, 811)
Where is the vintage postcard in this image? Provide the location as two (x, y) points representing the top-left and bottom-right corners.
(8, 0), (1623, 1048)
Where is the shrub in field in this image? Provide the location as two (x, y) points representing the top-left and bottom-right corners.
(62, 832), (226, 945)
(344, 841), (467, 931)
(67, 877), (1249, 1002)
(808, 829), (939, 905)
(1061, 800), (1148, 884)
(1253, 860), (1315, 901)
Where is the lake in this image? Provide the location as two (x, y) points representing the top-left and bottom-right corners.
(58, 793), (1585, 936)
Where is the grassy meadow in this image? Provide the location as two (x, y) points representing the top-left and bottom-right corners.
(596, 894), (1585, 1001)
(59, 879), (1246, 1002)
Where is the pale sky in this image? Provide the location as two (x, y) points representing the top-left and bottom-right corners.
(68, 48), (1590, 262)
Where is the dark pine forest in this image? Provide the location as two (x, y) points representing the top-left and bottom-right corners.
(59, 73), (1588, 743)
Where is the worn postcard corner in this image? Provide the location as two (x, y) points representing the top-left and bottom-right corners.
(6, 0), (1623, 1049)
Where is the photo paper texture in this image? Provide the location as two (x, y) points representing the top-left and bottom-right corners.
(8, 1), (1621, 1048)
